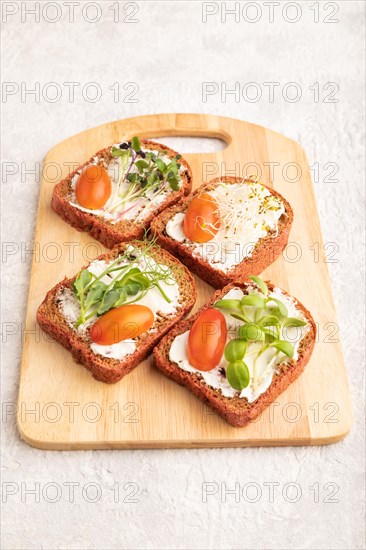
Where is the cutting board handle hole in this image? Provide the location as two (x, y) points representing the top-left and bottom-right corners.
(145, 136), (228, 154)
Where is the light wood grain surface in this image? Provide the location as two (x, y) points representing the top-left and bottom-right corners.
(17, 113), (352, 449)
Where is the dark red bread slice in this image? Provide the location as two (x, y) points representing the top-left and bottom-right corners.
(37, 241), (196, 383)
(52, 139), (192, 249)
(150, 176), (293, 288)
(153, 281), (316, 427)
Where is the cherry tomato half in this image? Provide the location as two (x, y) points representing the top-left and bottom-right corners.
(90, 305), (154, 346)
(75, 165), (112, 210)
(183, 193), (220, 243)
(187, 308), (227, 371)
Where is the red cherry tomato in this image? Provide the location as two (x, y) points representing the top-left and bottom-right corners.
(187, 308), (227, 371)
(90, 305), (154, 345)
(183, 193), (220, 243)
(75, 165), (112, 210)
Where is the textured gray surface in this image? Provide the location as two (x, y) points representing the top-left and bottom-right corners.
(1, 1), (365, 549)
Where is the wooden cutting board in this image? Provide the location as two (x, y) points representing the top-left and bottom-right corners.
(18, 113), (352, 449)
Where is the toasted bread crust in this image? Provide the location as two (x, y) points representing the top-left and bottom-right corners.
(150, 177), (293, 288)
(51, 140), (192, 249)
(153, 282), (316, 427)
(37, 241), (197, 383)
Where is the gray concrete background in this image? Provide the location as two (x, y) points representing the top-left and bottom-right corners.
(1, 1), (365, 549)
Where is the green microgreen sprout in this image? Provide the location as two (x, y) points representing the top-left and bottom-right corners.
(72, 240), (176, 328)
(109, 137), (182, 217)
(214, 275), (307, 392)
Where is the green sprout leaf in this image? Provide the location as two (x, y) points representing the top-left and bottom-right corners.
(127, 274), (150, 290)
(73, 269), (92, 298)
(241, 295), (266, 308)
(114, 267), (150, 293)
(226, 361), (250, 391)
(239, 323), (265, 342)
(84, 281), (107, 310)
(131, 136), (141, 152)
(214, 299), (242, 311)
(265, 297), (288, 318)
(97, 290), (120, 316)
(114, 287), (128, 307)
(224, 339), (247, 363)
(249, 275), (268, 296)
(230, 312), (250, 323)
(271, 340), (294, 358)
(135, 159), (149, 173)
(168, 176), (179, 191)
(282, 317), (307, 328)
(117, 267), (141, 281)
(124, 283), (142, 296)
(266, 307), (285, 321)
(148, 172), (158, 185)
(258, 315), (280, 327)
(111, 146), (120, 156)
(127, 172), (138, 183)
(74, 270), (92, 291)
(167, 159), (179, 175)
(155, 158), (167, 173)
(261, 327), (277, 342)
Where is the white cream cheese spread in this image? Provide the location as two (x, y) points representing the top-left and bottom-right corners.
(169, 287), (309, 403)
(57, 250), (180, 360)
(69, 146), (186, 224)
(166, 181), (285, 273)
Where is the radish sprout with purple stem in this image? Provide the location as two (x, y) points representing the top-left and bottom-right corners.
(109, 136), (183, 217)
